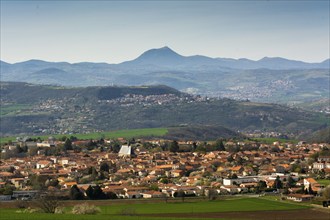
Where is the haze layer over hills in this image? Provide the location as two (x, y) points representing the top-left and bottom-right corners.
(1, 47), (329, 109)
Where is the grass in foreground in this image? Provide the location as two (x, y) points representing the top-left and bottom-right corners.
(0, 197), (309, 220)
(98, 197), (308, 214)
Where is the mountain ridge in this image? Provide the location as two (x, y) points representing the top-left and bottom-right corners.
(0, 47), (329, 106)
(1, 46), (328, 67)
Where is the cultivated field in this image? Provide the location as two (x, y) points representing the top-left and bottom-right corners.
(1, 197), (328, 220)
(0, 127), (168, 144)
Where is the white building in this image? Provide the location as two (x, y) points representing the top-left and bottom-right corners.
(118, 145), (133, 157)
(223, 176), (260, 186)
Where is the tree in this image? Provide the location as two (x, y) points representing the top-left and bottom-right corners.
(191, 142), (197, 151)
(64, 138), (73, 151)
(257, 180), (267, 191)
(149, 184), (159, 191)
(28, 174), (47, 190)
(214, 139), (225, 151)
(308, 184), (314, 195)
(100, 162), (110, 173)
(93, 185), (106, 199)
(106, 191), (118, 199)
(195, 144), (206, 153)
(287, 176), (296, 188)
(175, 190), (185, 202)
(322, 186), (330, 200)
(86, 185), (106, 200)
(208, 189), (218, 200)
(69, 136), (78, 142)
(236, 156), (244, 165)
(111, 142), (121, 153)
(0, 184), (15, 195)
(35, 193), (60, 213)
(273, 176), (283, 189)
(45, 179), (59, 188)
(87, 167), (98, 181)
(70, 185), (84, 200)
(162, 193), (169, 203)
(169, 141), (179, 152)
(86, 185), (94, 199)
(160, 177), (169, 184)
(227, 155), (234, 163)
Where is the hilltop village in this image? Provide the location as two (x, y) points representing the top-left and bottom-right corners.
(0, 136), (329, 202)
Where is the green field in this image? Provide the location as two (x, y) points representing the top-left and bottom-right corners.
(317, 179), (330, 186)
(0, 197), (309, 220)
(98, 197), (307, 214)
(0, 104), (32, 116)
(0, 128), (168, 144)
(252, 137), (298, 144)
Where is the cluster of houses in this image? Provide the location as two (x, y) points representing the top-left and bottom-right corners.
(0, 138), (329, 202)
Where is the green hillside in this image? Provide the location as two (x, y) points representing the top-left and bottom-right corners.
(0, 82), (329, 139)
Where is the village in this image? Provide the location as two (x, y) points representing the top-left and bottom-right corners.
(0, 136), (329, 203)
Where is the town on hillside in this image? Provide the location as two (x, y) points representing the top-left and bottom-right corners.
(0, 136), (330, 204)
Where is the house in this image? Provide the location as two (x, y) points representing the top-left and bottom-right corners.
(59, 158), (70, 165)
(304, 178), (322, 192)
(240, 182), (258, 189)
(231, 166), (244, 174)
(62, 181), (78, 189)
(37, 142), (53, 148)
(12, 190), (39, 200)
(0, 172), (15, 180)
(0, 195), (12, 201)
(223, 176), (260, 186)
(36, 160), (51, 169)
(313, 162), (330, 170)
(275, 164), (290, 173)
(103, 186), (125, 198)
(169, 186), (198, 197)
(220, 185), (241, 194)
(10, 178), (26, 189)
(125, 191), (142, 199)
(287, 194), (314, 202)
(171, 169), (184, 177)
(0, 182), (6, 188)
(141, 191), (163, 198)
(118, 145), (134, 157)
(318, 156), (330, 163)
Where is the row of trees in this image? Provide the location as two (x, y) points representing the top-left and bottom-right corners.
(167, 139), (225, 153)
(70, 184), (117, 200)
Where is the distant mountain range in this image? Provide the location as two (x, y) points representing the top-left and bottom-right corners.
(1, 47), (329, 107)
(121, 46), (329, 69)
(2, 46), (329, 69)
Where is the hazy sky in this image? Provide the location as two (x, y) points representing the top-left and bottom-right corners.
(1, 1), (329, 64)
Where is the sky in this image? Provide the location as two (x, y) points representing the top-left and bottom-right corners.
(0, 0), (329, 64)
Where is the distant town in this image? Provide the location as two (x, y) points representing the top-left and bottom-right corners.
(1, 136), (329, 203)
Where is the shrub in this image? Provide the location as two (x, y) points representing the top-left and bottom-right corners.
(54, 207), (65, 214)
(117, 207), (137, 216)
(71, 203), (100, 215)
(25, 207), (42, 213)
(34, 194), (61, 213)
(15, 200), (28, 209)
(16, 207), (42, 213)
